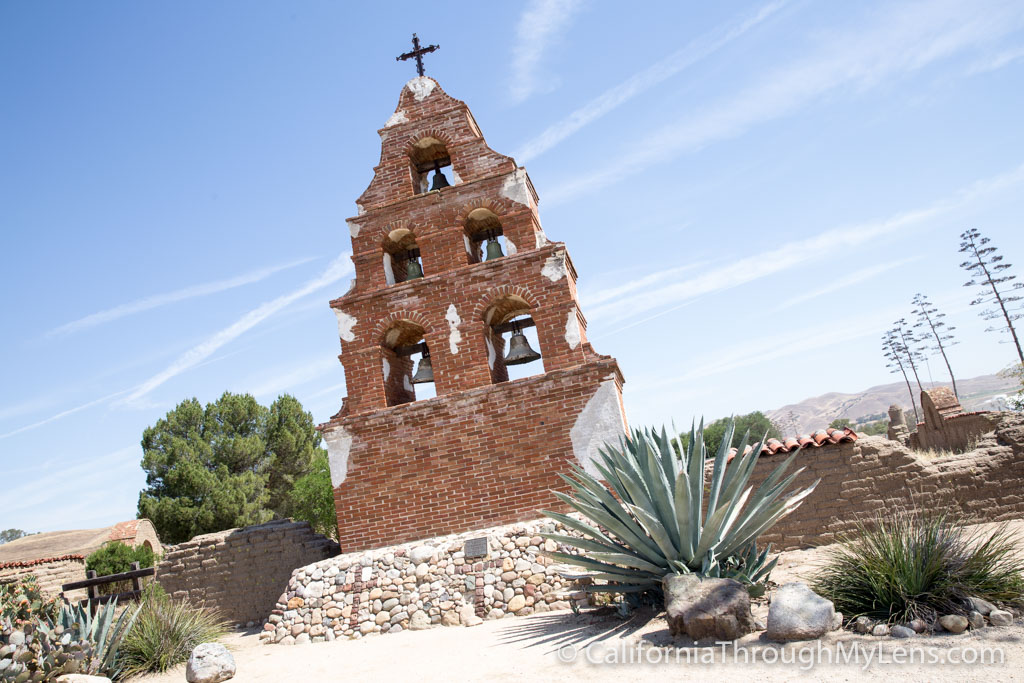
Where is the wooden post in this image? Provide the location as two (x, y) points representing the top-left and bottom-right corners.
(130, 561), (142, 596)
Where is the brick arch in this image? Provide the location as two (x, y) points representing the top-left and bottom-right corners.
(455, 198), (513, 225)
(373, 310), (435, 347)
(378, 220), (419, 253)
(473, 286), (539, 325)
(402, 129), (455, 165)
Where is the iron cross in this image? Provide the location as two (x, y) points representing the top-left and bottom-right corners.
(396, 33), (439, 77)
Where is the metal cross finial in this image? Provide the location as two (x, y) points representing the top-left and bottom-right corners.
(396, 33), (439, 77)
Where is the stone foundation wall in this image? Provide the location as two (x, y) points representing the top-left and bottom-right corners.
(261, 518), (585, 644)
(0, 557), (87, 603)
(155, 520), (338, 625)
(759, 413), (1024, 550)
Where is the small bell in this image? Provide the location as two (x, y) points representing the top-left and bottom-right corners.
(429, 161), (450, 191)
(503, 325), (542, 366)
(411, 347), (434, 384)
(405, 252), (423, 280)
(485, 236), (504, 261)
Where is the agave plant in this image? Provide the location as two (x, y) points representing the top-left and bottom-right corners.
(542, 419), (819, 597)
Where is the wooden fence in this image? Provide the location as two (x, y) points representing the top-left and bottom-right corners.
(61, 561), (155, 607)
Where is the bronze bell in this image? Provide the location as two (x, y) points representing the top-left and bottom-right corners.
(504, 331), (541, 366)
(429, 161), (450, 191)
(405, 252), (423, 280)
(411, 348), (434, 384)
(485, 237), (504, 261)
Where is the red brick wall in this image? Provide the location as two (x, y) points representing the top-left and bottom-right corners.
(328, 359), (622, 552)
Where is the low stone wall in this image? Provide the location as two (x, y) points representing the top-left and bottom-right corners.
(758, 413), (1024, 550)
(262, 518), (585, 644)
(156, 520), (338, 625)
(0, 557), (87, 602)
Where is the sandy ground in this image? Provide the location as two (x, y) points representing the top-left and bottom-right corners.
(138, 520), (1024, 683)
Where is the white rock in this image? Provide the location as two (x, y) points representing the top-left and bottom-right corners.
(409, 545), (437, 564)
(185, 643), (236, 683)
(766, 583), (835, 642)
(989, 609), (1013, 627)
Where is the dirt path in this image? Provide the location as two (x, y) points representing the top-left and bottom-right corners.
(138, 520), (1024, 682)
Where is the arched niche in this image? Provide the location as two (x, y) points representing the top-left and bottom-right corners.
(481, 294), (544, 384)
(379, 319), (434, 406)
(408, 136), (453, 195)
(382, 227), (423, 286)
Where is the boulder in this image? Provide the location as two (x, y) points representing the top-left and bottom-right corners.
(966, 597), (996, 616)
(663, 575), (756, 641)
(890, 625), (915, 638)
(988, 609), (1013, 627)
(938, 615), (968, 634)
(409, 610), (432, 630)
(967, 611), (985, 629)
(409, 545), (437, 564)
(185, 643), (236, 683)
(766, 583), (835, 642)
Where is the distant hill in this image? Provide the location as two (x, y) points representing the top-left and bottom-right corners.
(766, 373), (1018, 435)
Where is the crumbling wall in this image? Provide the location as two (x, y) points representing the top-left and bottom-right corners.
(155, 520), (338, 625)
(0, 557), (87, 602)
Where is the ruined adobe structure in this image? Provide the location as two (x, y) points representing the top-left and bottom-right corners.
(319, 76), (626, 552)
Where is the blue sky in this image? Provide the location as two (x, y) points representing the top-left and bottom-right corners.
(2, 1), (1024, 533)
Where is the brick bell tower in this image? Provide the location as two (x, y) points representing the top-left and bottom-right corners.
(320, 70), (626, 552)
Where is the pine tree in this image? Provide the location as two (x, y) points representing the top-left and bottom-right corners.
(959, 228), (1024, 364)
(912, 293), (960, 399)
(883, 329), (920, 425)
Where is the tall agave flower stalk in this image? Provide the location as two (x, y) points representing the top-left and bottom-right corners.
(542, 419), (819, 596)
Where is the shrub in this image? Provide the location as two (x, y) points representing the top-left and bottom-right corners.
(0, 575), (59, 627)
(543, 419), (818, 600)
(812, 510), (1024, 625)
(118, 585), (228, 677)
(85, 542), (158, 597)
(289, 452), (338, 539)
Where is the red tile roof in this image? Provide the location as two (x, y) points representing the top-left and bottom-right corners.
(0, 554), (85, 571)
(729, 427), (858, 459)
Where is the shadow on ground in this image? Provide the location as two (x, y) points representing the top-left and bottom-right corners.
(493, 607), (664, 654)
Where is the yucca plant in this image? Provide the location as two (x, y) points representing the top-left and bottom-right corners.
(542, 419), (819, 598)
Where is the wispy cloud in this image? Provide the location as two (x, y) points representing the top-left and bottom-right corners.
(967, 44), (1024, 74)
(588, 162), (1024, 325)
(548, 0), (1024, 204)
(768, 258), (918, 313)
(516, 1), (786, 162)
(246, 357), (339, 399)
(121, 253), (353, 404)
(509, 0), (585, 104)
(0, 389), (131, 440)
(47, 256), (317, 337)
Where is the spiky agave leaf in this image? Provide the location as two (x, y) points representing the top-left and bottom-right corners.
(542, 417), (818, 598)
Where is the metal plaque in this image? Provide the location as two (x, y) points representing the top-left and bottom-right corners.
(463, 536), (489, 558)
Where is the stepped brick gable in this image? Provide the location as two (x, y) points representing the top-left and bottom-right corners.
(320, 77), (626, 552)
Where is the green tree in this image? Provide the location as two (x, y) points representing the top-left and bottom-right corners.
(0, 529), (29, 545)
(857, 419), (889, 436)
(829, 418), (852, 430)
(289, 452), (338, 539)
(86, 541), (158, 596)
(137, 391), (326, 544)
(676, 411), (783, 456)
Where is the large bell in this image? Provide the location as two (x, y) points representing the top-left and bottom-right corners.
(405, 254), (423, 280)
(429, 161), (450, 191)
(485, 237), (504, 261)
(411, 349), (434, 384)
(503, 331), (542, 366)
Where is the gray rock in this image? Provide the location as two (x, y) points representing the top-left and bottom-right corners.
(967, 611), (985, 629)
(909, 619), (928, 633)
(766, 583), (835, 642)
(409, 545), (436, 564)
(939, 615), (968, 634)
(409, 610), (432, 630)
(663, 575), (756, 641)
(966, 597), (996, 616)
(890, 625), (915, 638)
(988, 609), (1013, 627)
(854, 616), (874, 634)
(185, 643), (236, 683)
(831, 612), (843, 631)
(871, 624), (890, 637)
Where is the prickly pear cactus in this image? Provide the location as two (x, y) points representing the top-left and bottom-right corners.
(0, 618), (99, 682)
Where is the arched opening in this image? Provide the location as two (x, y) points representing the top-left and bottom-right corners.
(482, 294), (544, 384)
(380, 319), (435, 405)
(463, 208), (514, 265)
(408, 136), (453, 195)
(382, 227), (424, 286)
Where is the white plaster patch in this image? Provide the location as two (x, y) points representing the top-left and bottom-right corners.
(505, 237), (517, 256)
(500, 169), (532, 206)
(565, 309), (581, 350)
(384, 110), (409, 127)
(404, 375), (414, 393)
(406, 77), (436, 102)
(541, 253), (567, 282)
(348, 220), (361, 238)
(383, 253), (396, 286)
(382, 357), (391, 380)
(570, 380), (627, 478)
(485, 336), (496, 369)
(451, 168), (462, 185)
(334, 310), (357, 342)
(463, 234), (473, 256)
(445, 303), (462, 354)
(534, 229), (549, 248)
(356, 203), (365, 216)
(324, 426), (354, 487)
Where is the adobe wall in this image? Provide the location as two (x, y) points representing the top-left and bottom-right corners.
(758, 413), (1024, 550)
(154, 520), (338, 625)
(328, 359), (626, 552)
(0, 557), (87, 603)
